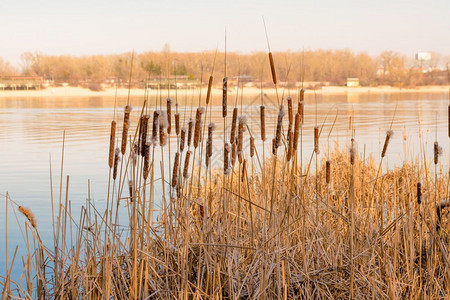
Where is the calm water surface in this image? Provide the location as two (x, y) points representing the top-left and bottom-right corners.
(0, 91), (448, 282)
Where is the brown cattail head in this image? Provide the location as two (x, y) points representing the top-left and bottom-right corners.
(143, 142), (150, 180)
(132, 142), (138, 167)
(268, 52), (277, 85)
(187, 118), (194, 147)
(230, 107), (238, 144)
(275, 106), (285, 149)
(349, 138), (357, 165)
(434, 141), (442, 165)
(183, 150), (192, 179)
(140, 115), (150, 156)
(272, 138), (277, 155)
(222, 77), (228, 118)
(250, 136), (255, 157)
(260, 105), (266, 141)
(172, 152), (180, 187)
(206, 75), (213, 105)
(193, 107), (205, 148)
(241, 159), (247, 182)
(18, 206), (36, 229)
(175, 112), (180, 135)
(128, 180), (133, 202)
(113, 147), (120, 180)
(381, 130), (393, 158)
(314, 126), (320, 154)
(300, 88), (305, 102)
(108, 120), (116, 168)
(206, 123), (215, 160)
(326, 160), (331, 184)
(293, 113), (300, 150)
(287, 96), (293, 130)
(298, 99), (304, 124)
(180, 127), (186, 152)
(121, 105), (132, 154)
(237, 116), (246, 153)
(166, 97), (172, 134)
(287, 130), (294, 162)
(152, 110), (160, 144)
(159, 111), (168, 146)
(224, 142), (231, 175)
(417, 182), (422, 205)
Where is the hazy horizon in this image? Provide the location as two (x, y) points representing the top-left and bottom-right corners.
(1, 0), (449, 67)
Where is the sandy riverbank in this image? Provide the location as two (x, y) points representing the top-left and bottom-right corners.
(0, 85), (448, 99)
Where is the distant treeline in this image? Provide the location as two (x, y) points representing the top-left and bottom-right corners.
(1, 49), (449, 87)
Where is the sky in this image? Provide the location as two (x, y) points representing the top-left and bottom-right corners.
(1, 0), (449, 67)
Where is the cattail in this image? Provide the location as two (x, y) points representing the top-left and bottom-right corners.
(326, 160), (331, 184)
(159, 112), (168, 146)
(224, 142), (230, 175)
(152, 110), (160, 144)
(349, 138), (357, 165)
(293, 113), (300, 150)
(205, 141), (211, 167)
(237, 116), (246, 153)
(194, 107), (204, 148)
(250, 136), (255, 157)
(175, 112), (180, 135)
(132, 142), (138, 167)
(121, 105), (132, 154)
(416, 182), (422, 205)
(434, 141), (442, 165)
(140, 115), (150, 156)
(381, 130), (393, 158)
(241, 159), (247, 182)
(230, 107), (238, 144)
(299, 88), (305, 102)
(183, 150), (191, 179)
(137, 116), (143, 156)
(268, 52), (277, 84)
(108, 120), (116, 168)
(272, 138), (277, 155)
(143, 142), (150, 180)
(287, 96), (293, 130)
(314, 126), (320, 154)
(128, 180), (133, 202)
(187, 118), (194, 147)
(275, 106), (285, 149)
(298, 99), (304, 124)
(222, 77), (228, 118)
(18, 206), (36, 229)
(113, 147), (120, 180)
(172, 152), (180, 187)
(206, 75), (213, 105)
(206, 123), (215, 160)
(260, 105), (266, 141)
(231, 139), (237, 166)
(180, 127), (186, 152)
(166, 97), (172, 134)
(287, 130), (294, 161)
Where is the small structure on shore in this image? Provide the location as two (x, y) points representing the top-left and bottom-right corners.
(346, 78), (359, 87)
(0, 76), (43, 90)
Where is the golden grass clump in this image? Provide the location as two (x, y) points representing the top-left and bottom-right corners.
(18, 206), (36, 229)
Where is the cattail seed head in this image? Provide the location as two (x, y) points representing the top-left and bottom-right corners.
(159, 111), (168, 146)
(349, 138), (357, 165)
(237, 116), (246, 153)
(381, 130), (393, 158)
(183, 150), (192, 179)
(298, 99), (304, 124)
(224, 142), (231, 175)
(230, 107), (238, 144)
(434, 141), (442, 165)
(250, 136), (255, 157)
(172, 152), (180, 187)
(268, 52), (277, 85)
(241, 159), (247, 182)
(206, 75), (213, 105)
(180, 127), (186, 152)
(175, 112), (180, 135)
(113, 147), (120, 180)
(128, 180), (133, 202)
(194, 107), (204, 148)
(121, 105), (132, 154)
(152, 110), (160, 144)
(293, 113), (300, 150)
(260, 105), (266, 141)
(272, 138), (277, 155)
(206, 140), (212, 167)
(300, 88), (305, 102)
(166, 97), (172, 134)
(417, 182), (422, 205)
(326, 160), (331, 184)
(287, 96), (293, 130)
(18, 206), (36, 229)
(275, 106), (285, 149)
(187, 118), (194, 147)
(140, 115), (150, 156)
(314, 126), (320, 154)
(287, 130), (294, 162)
(222, 77), (228, 118)
(108, 120), (116, 168)
(143, 142), (150, 180)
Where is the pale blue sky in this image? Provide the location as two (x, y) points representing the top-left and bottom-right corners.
(1, 0), (449, 67)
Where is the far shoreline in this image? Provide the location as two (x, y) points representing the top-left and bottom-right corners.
(0, 85), (448, 99)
